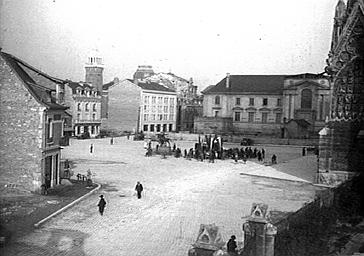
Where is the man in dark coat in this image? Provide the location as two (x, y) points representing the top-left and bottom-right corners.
(97, 195), (106, 216)
(135, 181), (143, 199)
(227, 235), (237, 254)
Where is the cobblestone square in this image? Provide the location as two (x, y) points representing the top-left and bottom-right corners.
(2, 137), (318, 256)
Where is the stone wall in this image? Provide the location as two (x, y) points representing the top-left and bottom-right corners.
(0, 55), (44, 192)
(102, 80), (140, 133)
(274, 174), (364, 256)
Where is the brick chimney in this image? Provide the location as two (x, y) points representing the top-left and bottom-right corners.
(226, 73), (230, 88)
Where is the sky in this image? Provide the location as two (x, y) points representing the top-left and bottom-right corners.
(0, 0), (338, 90)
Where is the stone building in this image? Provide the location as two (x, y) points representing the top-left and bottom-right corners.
(195, 73), (330, 137)
(144, 72), (203, 132)
(318, 0), (364, 185)
(0, 51), (71, 193)
(62, 81), (102, 138)
(103, 79), (177, 134)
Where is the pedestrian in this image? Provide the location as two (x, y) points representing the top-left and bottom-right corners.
(262, 148), (265, 159)
(173, 143), (176, 152)
(272, 154), (277, 164)
(242, 154), (247, 164)
(135, 181), (144, 199)
(302, 147), (306, 156)
(127, 133), (130, 140)
(227, 235), (237, 255)
(110, 137), (114, 145)
(257, 151), (262, 162)
(97, 195), (106, 216)
(90, 143), (94, 153)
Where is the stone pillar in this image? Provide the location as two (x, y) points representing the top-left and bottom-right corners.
(242, 203), (277, 256)
(264, 223), (277, 256)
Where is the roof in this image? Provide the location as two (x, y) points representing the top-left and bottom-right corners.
(284, 73), (328, 79)
(1, 51), (68, 110)
(203, 75), (285, 95)
(137, 81), (175, 92)
(125, 79), (175, 93)
(103, 81), (114, 90)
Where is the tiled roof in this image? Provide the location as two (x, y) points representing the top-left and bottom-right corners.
(1, 51), (68, 110)
(102, 81), (114, 90)
(137, 81), (175, 92)
(203, 75), (285, 95)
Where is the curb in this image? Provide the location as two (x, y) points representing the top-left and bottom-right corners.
(34, 182), (101, 228)
(239, 172), (313, 185)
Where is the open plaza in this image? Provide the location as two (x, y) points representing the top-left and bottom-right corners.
(1, 136), (319, 256)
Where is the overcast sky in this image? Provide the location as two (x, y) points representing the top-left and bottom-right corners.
(0, 0), (338, 89)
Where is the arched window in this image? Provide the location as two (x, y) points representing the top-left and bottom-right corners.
(85, 103), (89, 111)
(301, 89), (312, 109)
(77, 103), (81, 111)
(215, 96), (220, 105)
(93, 103), (96, 111)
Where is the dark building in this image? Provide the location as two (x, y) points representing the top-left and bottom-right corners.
(318, 0), (364, 186)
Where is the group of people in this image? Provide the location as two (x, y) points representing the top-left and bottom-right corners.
(97, 181), (144, 216)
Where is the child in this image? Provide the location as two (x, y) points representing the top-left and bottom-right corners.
(97, 195), (106, 216)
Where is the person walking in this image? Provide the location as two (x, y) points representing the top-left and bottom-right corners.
(97, 195), (106, 216)
(272, 154), (277, 164)
(135, 181), (144, 199)
(227, 235), (237, 255)
(90, 143), (94, 153)
(302, 147), (306, 156)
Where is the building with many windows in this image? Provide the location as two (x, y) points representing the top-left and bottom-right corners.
(103, 79), (177, 134)
(195, 73), (330, 137)
(62, 81), (102, 138)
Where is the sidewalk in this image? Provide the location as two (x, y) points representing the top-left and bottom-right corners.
(0, 180), (97, 246)
(240, 155), (318, 184)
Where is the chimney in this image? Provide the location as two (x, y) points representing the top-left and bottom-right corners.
(226, 73), (230, 88)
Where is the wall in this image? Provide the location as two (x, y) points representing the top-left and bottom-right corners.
(0, 55), (44, 192)
(103, 80), (140, 133)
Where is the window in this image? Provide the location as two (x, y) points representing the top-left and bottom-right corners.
(159, 114), (163, 121)
(144, 96), (148, 104)
(163, 124), (167, 132)
(170, 98), (175, 106)
(262, 113), (268, 123)
(77, 113), (81, 120)
(85, 103), (89, 111)
(151, 114), (155, 121)
(236, 98), (241, 105)
(164, 106), (168, 112)
(214, 111), (219, 117)
(164, 97), (168, 104)
(48, 118), (53, 139)
(143, 125), (148, 132)
(276, 113), (282, 123)
(92, 113), (96, 120)
(150, 124), (155, 132)
(234, 112), (241, 122)
(169, 106), (174, 113)
(152, 96), (156, 104)
(169, 124), (173, 131)
(248, 112), (255, 123)
(54, 114), (61, 120)
(143, 114), (148, 121)
(156, 124), (161, 132)
(277, 98), (282, 107)
(77, 103), (81, 111)
(158, 106), (162, 113)
(170, 114), (174, 120)
(301, 89), (312, 109)
(158, 97), (162, 104)
(215, 96), (220, 105)
(263, 98), (268, 106)
(91, 126), (95, 134)
(163, 114), (168, 120)
(249, 98), (254, 106)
